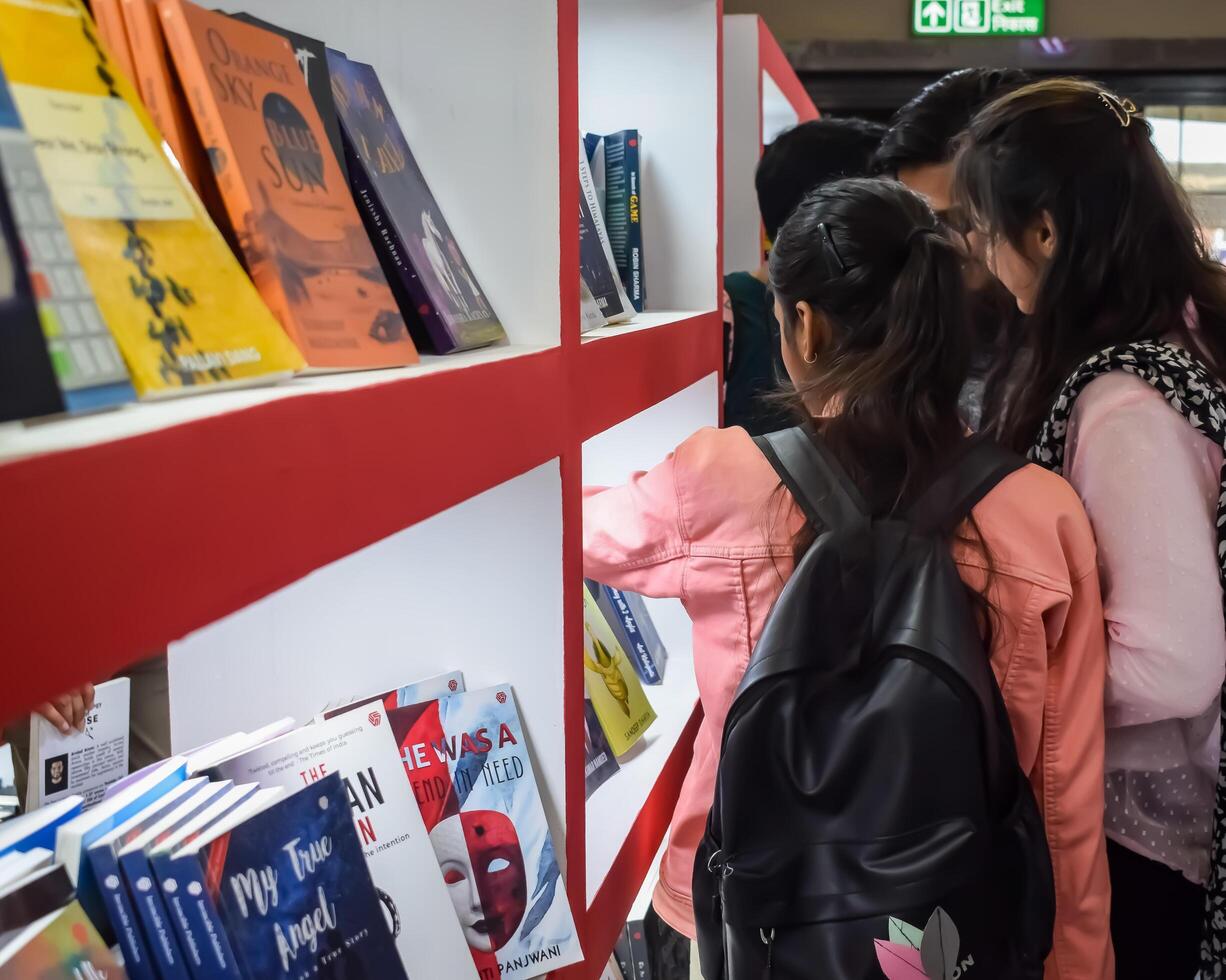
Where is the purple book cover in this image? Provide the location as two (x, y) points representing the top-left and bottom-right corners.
(327, 50), (505, 354)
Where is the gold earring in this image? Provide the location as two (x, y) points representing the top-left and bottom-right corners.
(804, 351), (817, 364)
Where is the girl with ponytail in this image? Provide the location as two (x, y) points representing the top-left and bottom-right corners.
(583, 177), (1110, 976)
(957, 78), (1226, 978)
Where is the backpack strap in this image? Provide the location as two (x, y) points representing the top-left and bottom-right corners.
(754, 426), (869, 532)
(906, 438), (1027, 535)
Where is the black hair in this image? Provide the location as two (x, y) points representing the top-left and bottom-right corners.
(875, 68), (1032, 176)
(769, 177), (970, 508)
(756, 117), (886, 241)
(954, 78), (1226, 453)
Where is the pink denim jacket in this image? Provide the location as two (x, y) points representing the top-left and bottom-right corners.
(584, 426), (1113, 980)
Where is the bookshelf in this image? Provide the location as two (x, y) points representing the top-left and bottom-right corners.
(722, 13), (819, 275)
(0, 1), (723, 976)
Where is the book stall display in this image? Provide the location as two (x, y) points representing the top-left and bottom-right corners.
(722, 14), (818, 275)
(0, 0), (722, 977)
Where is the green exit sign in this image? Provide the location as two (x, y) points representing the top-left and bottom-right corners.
(913, 0), (1045, 36)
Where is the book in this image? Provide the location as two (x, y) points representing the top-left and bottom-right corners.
(0, 849), (53, 892)
(0, 900), (127, 979)
(623, 919), (652, 980)
(579, 137), (632, 324)
(612, 927), (633, 979)
(158, 1), (418, 370)
(0, 746), (15, 820)
(327, 52), (507, 354)
(0, 0), (306, 396)
(0, 66), (136, 418)
(601, 953), (627, 980)
(119, 0), (213, 195)
(0, 864), (75, 942)
(580, 277), (606, 334)
(55, 756), (187, 937)
(86, 777), (209, 980)
(148, 786), (281, 980)
(91, 0), (139, 90)
(582, 585), (656, 756)
(389, 685), (583, 980)
(0, 798), (83, 859)
(591, 131), (645, 312)
(318, 668), (466, 721)
(169, 775), (408, 979)
(205, 708), (477, 978)
(583, 700), (620, 799)
(586, 582), (668, 685)
(118, 780), (248, 980)
(26, 677), (130, 812)
(228, 14), (348, 185)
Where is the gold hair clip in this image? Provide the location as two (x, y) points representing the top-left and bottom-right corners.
(1098, 91), (1139, 128)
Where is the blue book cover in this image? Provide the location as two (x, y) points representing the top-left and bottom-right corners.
(586, 581), (668, 685)
(327, 50), (506, 355)
(595, 130), (645, 312)
(583, 700), (620, 799)
(155, 851), (241, 980)
(193, 773), (408, 979)
(0, 796), (82, 858)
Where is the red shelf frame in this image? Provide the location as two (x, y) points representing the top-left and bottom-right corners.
(0, 2), (723, 976)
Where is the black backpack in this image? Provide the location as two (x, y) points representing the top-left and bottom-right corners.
(693, 427), (1055, 980)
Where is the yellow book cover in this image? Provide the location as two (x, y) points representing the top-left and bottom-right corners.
(0, 0), (304, 396)
(583, 584), (656, 757)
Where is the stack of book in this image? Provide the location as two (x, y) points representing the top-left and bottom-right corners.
(0, 0), (510, 424)
(0, 676), (583, 979)
(578, 130), (646, 333)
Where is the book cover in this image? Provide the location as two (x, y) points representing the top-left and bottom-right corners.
(582, 585), (656, 756)
(319, 668), (466, 721)
(389, 685), (583, 980)
(583, 700), (620, 800)
(0, 849), (54, 894)
(91, 0), (138, 91)
(327, 51), (507, 354)
(0, 798), (83, 859)
(228, 13), (348, 185)
(613, 927), (632, 979)
(0, 900), (128, 979)
(580, 277), (606, 333)
(27, 677), (130, 812)
(205, 708), (477, 978)
(578, 137), (632, 324)
(55, 756), (187, 938)
(586, 581), (668, 685)
(0, 865), (75, 938)
(158, 0), (417, 369)
(191, 775), (408, 979)
(86, 777), (208, 980)
(624, 919), (652, 980)
(119, 0), (213, 196)
(0, 0), (306, 396)
(0, 65), (136, 417)
(119, 781), (249, 980)
(597, 131), (644, 312)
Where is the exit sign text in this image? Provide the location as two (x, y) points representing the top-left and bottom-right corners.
(913, 0), (1045, 36)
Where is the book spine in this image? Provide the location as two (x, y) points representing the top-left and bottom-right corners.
(592, 583), (662, 685)
(625, 920), (652, 980)
(341, 134), (456, 354)
(88, 846), (158, 980)
(623, 132), (644, 312)
(120, 850), (193, 980)
(602, 132), (644, 313)
(90, 0), (138, 89)
(153, 851), (242, 980)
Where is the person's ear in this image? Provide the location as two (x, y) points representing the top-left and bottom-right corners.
(1032, 209), (1057, 261)
(793, 302), (832, 365)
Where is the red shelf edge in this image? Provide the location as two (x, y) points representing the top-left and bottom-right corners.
(578, 311), (723, 442)
(0, 347), (567, 725)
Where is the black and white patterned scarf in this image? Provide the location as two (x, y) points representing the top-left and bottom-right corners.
(1029, 340), (1226, 975)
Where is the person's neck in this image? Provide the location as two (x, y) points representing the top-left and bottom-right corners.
(751, 262), (768, 284)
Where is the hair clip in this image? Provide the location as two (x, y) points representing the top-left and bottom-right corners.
(817, 222), (849, 274)
(1098, 91), (1138, 129)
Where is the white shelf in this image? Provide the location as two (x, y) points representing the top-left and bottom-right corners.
(585, 596), (697, 905)
(581, 309), (715, 344)
(0, 343), (552, 463)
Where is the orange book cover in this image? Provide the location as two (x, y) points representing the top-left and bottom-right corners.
(91, 0), (137, 88)
(157, 0), (417, 369)
(120, 0), (210, 196)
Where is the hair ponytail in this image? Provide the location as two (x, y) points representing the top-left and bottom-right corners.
(769, 177), (972, 509)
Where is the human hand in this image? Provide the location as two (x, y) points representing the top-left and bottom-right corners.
(34, 683), (96, 735)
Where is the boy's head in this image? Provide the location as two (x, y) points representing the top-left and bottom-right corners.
(756, 117), (886, 243)
(875, 68), (1031, 219)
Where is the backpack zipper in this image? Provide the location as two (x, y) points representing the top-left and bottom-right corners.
(761, 927), (775, 977)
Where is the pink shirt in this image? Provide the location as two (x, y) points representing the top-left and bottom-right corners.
(584, 425), (1113, 980)
(1066, 373), (1226, 883)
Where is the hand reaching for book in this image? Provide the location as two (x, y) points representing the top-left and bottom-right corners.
(35, 682), (95, 735)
